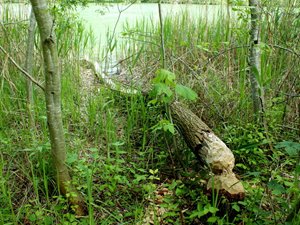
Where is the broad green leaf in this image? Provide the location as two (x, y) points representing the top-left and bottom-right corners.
(153, 69), (176, 85)
(175, 84), (198, 101)
(275, 141), (300, 157)
(153, 83), (173, 97)
(267, 180), (286, 195)
(208, 206), (219, 214)
(207, 216), (218, 223)
(232, 204), (240, 212)
(29, 214), (37, 222)
(163, 123), (175, 134)
(66, 153), (77, 164)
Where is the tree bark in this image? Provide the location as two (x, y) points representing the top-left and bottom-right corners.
(170, 101), (245, 199)
(25, 8), (36, 132)
(30, 0), (86, 215)
(249, 0), (265, 122)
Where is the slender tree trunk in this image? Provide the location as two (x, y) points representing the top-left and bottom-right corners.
(25, 8), (36, 132)
(29, 0), (86, 215)
(248, 0), (265, 122)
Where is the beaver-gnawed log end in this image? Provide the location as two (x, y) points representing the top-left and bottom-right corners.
(170, 101), (245, 200)
(207, 173), (245, 200)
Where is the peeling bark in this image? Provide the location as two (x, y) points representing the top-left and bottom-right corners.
(170, 101), (245, 200)
(30, 0), (86, 216)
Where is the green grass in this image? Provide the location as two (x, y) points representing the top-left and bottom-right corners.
(1, 1), (300, 224)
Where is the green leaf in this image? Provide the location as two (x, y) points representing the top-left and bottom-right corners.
(163, 123), (175, 134)
(111, 141), (125, 146)
(267, 180), (286, 195)
(175, 187), (184, 196)
(189, 211), (200, 219)
(66, 153), (78, 164)
(29, 214), (37, 222)
(207, 216), (218, 223)
(149, 169), (154, 174)
(232, 204), (240, 212)
(296, 164), (300, 173)
(153, 83), (173, 97)
(196, 42), (211, 52)
(148, 99), (157, 105)
(175, 84), (198, 101)
(275, 141), (300, 157)
(153, 69), (176, 86)
(208, 206), (219, 214)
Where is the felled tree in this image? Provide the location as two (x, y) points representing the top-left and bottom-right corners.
(171, 101), (245, 199)
(82, 59), (245, 200)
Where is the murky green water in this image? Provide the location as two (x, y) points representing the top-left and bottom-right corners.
(77, 3), (231, 45)
(1, 3), (231, 44)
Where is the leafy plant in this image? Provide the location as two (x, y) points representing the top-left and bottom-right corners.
(150, 69), (198, 104)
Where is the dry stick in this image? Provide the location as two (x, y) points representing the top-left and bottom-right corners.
(270, 44), (300, 58)
(102, 0), (137, 72)
(158, 2), (166, 69)
(198, 45), (250, 75)
(0, 45), (45, 91)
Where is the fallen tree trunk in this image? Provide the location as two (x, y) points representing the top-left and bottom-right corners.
(171, 101), (244, 199)
(81, 58), (245, 200)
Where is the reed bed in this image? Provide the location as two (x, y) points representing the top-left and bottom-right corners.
(0, 2), (299, 224)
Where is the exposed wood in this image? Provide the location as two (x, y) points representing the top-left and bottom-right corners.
(170, 101), (245, 199)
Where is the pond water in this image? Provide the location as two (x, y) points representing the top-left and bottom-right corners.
(1, 3), (234, 72)
(77, 3), (233, 46)
(1, 3), (233, 46)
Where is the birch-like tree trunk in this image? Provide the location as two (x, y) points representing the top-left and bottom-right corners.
(29, 0), (86, 215)
(25, 9), (36, 132)
(249, 0), (265, 121)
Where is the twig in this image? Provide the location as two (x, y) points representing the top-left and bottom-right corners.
(158, 2), (166, 68)
(0, 45), (45, 91)
(269, 44), (300, 58)
(121, 36), (160, 47)
(200, 45), (250, 72)
(103, 0), (137, 71)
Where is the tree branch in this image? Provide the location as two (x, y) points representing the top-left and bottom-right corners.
(0, 45), (45, 91)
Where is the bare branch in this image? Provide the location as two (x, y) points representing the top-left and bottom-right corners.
(0, 45), (45, 91)
(269, 44), (300, 58)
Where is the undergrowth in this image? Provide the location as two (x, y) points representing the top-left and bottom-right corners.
(0, 1), (299, 225)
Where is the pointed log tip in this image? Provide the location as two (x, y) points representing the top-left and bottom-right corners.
(207, 173), (245, 200)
